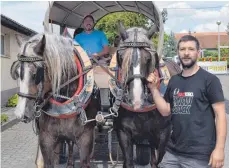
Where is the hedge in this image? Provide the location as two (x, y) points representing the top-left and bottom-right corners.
(6, 94), (18, 107)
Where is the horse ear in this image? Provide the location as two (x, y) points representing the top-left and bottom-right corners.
(15, 34), (26, 47)
(62, 27), (73, 39)
(147, 25), (157, 39)
(118, 21), (128, 41)
(34, 35), (46, 55)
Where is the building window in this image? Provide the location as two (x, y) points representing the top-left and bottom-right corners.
(1, 35), (5, 56)
(1, 34), (10, 58)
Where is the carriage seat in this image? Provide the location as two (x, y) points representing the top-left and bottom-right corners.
(92, 47), (117, 112)
(93, 66), (111, 111)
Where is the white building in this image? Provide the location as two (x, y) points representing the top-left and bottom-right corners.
(1, 14), (37, 105)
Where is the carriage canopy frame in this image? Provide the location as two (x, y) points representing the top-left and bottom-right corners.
(43, 1), (164, 57)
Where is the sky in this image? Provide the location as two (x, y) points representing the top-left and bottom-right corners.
(1, 1), (229, 35)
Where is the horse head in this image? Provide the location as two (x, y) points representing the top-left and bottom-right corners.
(11, 33), (77, 122)
(117, 21), (159, 110)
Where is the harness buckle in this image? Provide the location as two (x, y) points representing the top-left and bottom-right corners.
(109, 108), (118, 117)
(79, 108), (88, 125)
(34, 104), (42, 118)
(34, 110), (41, 118)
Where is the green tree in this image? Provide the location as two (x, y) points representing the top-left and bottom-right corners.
(226, 23), (229, 35)
(221, 47), (229, 57)
(218, 42), (229, 57)
(204, 50), (218, 57)
(163, 32), (177, 57)
(95, 12), (150, 44)
(152, 33), (169, 49)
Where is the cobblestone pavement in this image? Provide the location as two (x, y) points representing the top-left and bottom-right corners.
(1, 74), (229, 168)
(1, 122), (38, 168)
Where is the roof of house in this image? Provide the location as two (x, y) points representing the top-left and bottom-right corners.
(175, 32), (229, 49)
(1, 14), (37, 36)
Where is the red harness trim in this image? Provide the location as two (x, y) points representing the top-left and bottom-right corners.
(119, 69), (160, 113)
(50, 52), (84, 105)
(121, 102), (157, 112)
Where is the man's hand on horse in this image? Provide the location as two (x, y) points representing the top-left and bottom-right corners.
(147, 72), (158, 90)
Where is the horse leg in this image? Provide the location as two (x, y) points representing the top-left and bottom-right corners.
(156, 127), (171, 165)
(39, 131), (57, 168)
(151, 147), (158, 168)
(78, 129), (94, 168)
(35, 142), (44, 168)
(66, 141), (74, 168)
(117, 130), (134, 168)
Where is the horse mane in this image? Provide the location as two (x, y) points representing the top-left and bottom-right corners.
(29, 33), (78, 94)
(121, 48), (132, 84)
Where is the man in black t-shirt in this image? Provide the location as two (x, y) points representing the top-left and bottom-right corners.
(147, 35), (227, 168)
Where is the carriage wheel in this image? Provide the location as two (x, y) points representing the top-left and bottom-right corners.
(135, 144), (151, 166)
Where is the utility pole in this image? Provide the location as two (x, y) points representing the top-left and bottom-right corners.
(216, 21), (221, 61)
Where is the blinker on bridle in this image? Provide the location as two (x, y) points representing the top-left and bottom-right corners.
(18, 55), (44, 85)
(17, 54), (45, 101)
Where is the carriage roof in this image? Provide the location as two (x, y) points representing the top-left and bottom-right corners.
(43, 1), (164, 57)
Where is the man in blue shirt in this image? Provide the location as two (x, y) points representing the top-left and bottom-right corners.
(74, 15), (109, 59)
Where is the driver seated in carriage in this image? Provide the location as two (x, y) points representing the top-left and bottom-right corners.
(75, 14), (112, 110)
(74, 14), (110, 65)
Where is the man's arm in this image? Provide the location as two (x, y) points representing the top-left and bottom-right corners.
(207, 76), (226, 168)
(213, 102), (227, 150)
(147, 72), (171, 116)
(209, 102), (227, 168)
(94, 45), (109, 57)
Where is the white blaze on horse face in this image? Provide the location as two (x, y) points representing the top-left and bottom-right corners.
(133, 48), (143, 109)
(15, 64), (30, 119)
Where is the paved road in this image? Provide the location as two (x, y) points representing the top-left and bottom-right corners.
(2, 106), (229, 168)
(217, 75), (229, 100)
(1, 74), (229, 168)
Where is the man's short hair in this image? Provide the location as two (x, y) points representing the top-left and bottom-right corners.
(177, 35), (200, 50)
(83, 14), (95, 23)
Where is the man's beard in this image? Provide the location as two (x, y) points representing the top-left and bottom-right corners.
(179, 57), (197, 69)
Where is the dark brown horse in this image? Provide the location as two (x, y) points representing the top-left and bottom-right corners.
(114, 22), (181, 168)
(11, 33), (99, 168)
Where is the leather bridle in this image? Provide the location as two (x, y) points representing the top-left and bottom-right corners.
(116, 28), (157, 87)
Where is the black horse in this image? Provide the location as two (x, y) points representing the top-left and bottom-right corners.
(114, 22), (181, 168)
